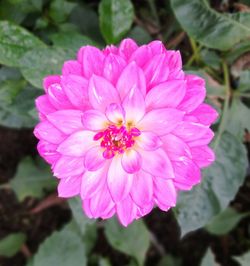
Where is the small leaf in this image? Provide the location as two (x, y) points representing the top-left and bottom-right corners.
(206, 207), (250, 235)
(234, 251), (250, 266)
(104, 218), (150, 266)
(49, 0), (76, 24)
(20, 47), (75, 89)
(158, 254), (182, 266)
(99, 0), (134, 44)
(171, 0), (250, 50)
(0, 233), (26, 257)
(128, 26), (152, 45)
(10, 157), (56, 201)
(200, 248), (219, 266)
(238, 70), (250, 92)
(175, 131), (248, 236)
(0, 21), (45, 67)
(33, 222), (87, 266)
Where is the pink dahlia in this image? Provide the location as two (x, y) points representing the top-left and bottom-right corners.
(34, 38), (218, 226)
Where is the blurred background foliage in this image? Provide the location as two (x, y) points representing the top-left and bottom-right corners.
(0, 0), (250, 265)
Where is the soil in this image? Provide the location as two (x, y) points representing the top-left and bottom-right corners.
(0, 126), (249, 266)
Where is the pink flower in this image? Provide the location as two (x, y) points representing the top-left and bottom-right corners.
(34, 39), (218, 226)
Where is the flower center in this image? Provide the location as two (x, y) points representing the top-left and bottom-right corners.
(93, 125), (141, 159)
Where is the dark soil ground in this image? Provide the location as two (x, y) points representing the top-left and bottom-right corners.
(0, 126), (249, 266)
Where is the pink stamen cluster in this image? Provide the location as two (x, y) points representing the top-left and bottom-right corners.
(93, 125), (141, 159)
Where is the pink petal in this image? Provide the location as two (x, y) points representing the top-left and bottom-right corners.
(140, 148), (174, 179)
(172, 157), (201, 190)
(34, 121), (66, 144)
(105, 103), (125, 124)
(53, 156), (85, 178)
(118, 38), (138, 60)
(138, 108), (184, 136)
(84, 146), (106, 171)
(148, 40), (166, 55)
(130, 170), (153, 207)
(43, 75), (61, 92)
(58, 175), (81, 198)
(89, 183), (115, 218)
(47, 110), (84, 135)
(143, 54), (169, 89)
(103, 44), (118, 55)
(116, 195), (137, 226)
(122, 86), (145, 124)
(121, 149), (142, 174)
(116, 62), (146, 99)
(172, 121), (209, 142)
(137, 131), (162, 151)
(188, 128), (214, 147)
(103, 54), (126, 84)
(35, 95), (56, 116)
(82, 109), (108, 131)
(81, 165), (108, 199)
(78, 46), (104, 78)
(136, 202), (154, 218)
(189, 103), (218, 126)
(130, 45), (152, 67)
(37, 140), (59, 164)
(191, 146), (215, 167)
(57, 131), (95, 156)
(165, 51), (182, 72)
(47, 83), (73, 109)
(82, 199), (93, 218)
(107, 156), (133, 202)
(178, 75), (206, 113)
(61, 75), (91, 110)
(88, 75), (120, 112)
(153, 178), (177, 210)
(161, 134), (191, 160)
(62, 60), (82, 76)
(145, 80), (186, 110)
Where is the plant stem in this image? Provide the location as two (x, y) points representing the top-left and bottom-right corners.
(213, 61), (231, 151)
(186, 38), (202, 67)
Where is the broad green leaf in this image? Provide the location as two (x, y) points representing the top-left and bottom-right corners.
(200, 248), (219, 266)
(234, 251), (250, 266)
(68, 197), (97, 254)
(0, 21), (45, 67)
(104, 218), (150, 266)
(49, 0), (76, 24)
(171, 0), (250, 50)
(128, 26), (152, 45)
(33, 222), (87, 266)
(200, 49), (221, 70)
(10, 157), (56, 201)
(175, 131), (248, 236)
(226, 97), (250, 139)
(99, 0), (134, 44)
(50, 32), (96, 53)
(226, 40), (250, 64)
(20, 47), (75, 89)
(205, 207), (250, 235)
(238, 70), (250, 92)
(0, 233), (26, 257)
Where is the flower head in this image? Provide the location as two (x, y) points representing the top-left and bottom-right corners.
(34, 39), (218, 226)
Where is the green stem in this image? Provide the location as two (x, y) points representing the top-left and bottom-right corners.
(186, 38), (202, 67)
(213, 61), (231, 151)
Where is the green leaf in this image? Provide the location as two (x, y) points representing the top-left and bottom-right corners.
(158, 255), (182, 266)
(49, 0), (76, 24)
(33, 222), (87, 266)
(200, 248), (219, 266)
(0, 233), (26, 257)
(20, 47), (75, 89)
(226, 40), (250, 64)
(68, 197), (97, 254)
(200, 49), (221, 70)
(234, 251), (250, 266)
(10, 157), (56, 201)
(238, 70), (250, 92)
(50, 32), (97, 53)
(99, 0), (134, 44)
(128, 26), (152, 45)
(175, 131), (248, 236)
(226, 97), (250, 139)
(171, 0), (250, 51)
(205, 207), (250, 235)
(0, 21), (45, 67)
(104, 218), (150, 266)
